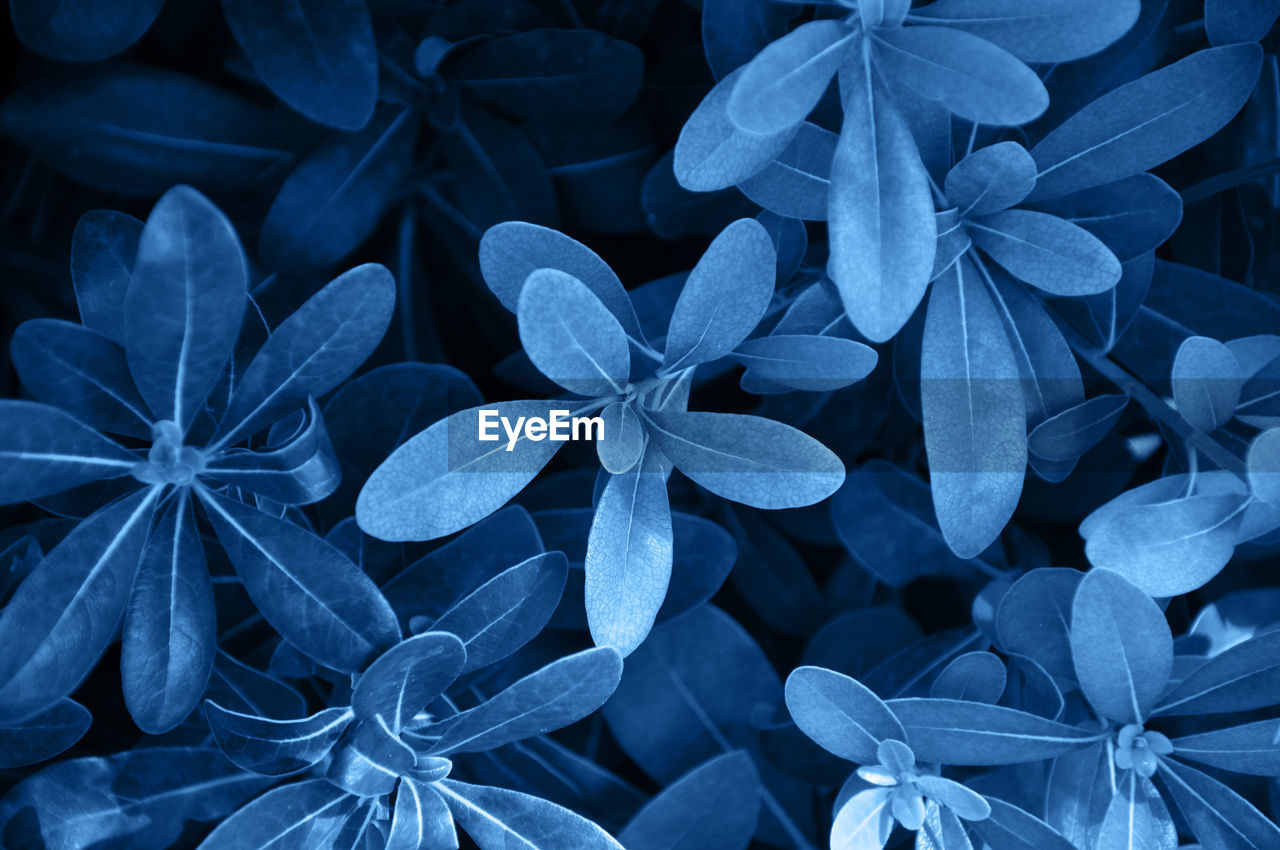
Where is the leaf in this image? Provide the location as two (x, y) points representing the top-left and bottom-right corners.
(0, 699), (91, 770)
(585, 456), (673, 656)
(1155, 630), (1280, 716)
(125, 186), (247, 431)
(722, 507), (822, 636)
(0, 487), (159, 722)
(910, 0), (1140, 63)
(204, 400), (342, 506)
(260, 110), (418, 272)
(357, 401), (566, 542)
(200, 488), (399, 673)
(442, 107), (558, 230)
(967, 797), (1078, 850)
(726, 20), (852, 135)
(1029, 45), (1265, 199)
(0, 748), (270, 850)
(422, 648), (623, 756)
(921, 256), (1027, 558)
(1070, 569), (1172, 725)
(1024, 174), (1183, 263)
(641, 410), (844, 509)
(438, 780), (625, 850)
(596, 402), (644, 474)
(205, 703), (353, 776)
(930, 652), (1006, 703)
(518, 269), (631, 397)
(222, 0), (377, 130)
(122, 494), (215, 734)
(829, 788), (894, 850)
(737, 123), (838, 219)
(944, 142), (1037, 217)
(1171, 719), (1280, 776)
(10, 0), (166, 62)
(995, 569), (1081, 683)
(1028, 395), (1128, 462)
(1096, 771), (1176, 850)
(1157, 758), (1280, 849)
(829, 41), (937, 343)
(1171, 336), (1242, 432)
(431, 554), (566, 674)
(388, 776), (458, 850)
(733, 335), (878, 392)
(662, 219), (776, 371)
(886, 699), (1097, 765)
(70, 210), (142, 344)
(785, 666), (906, 764)
(352, 633), (466, 729)
(0, 401), (139, 505)
(0, 64), (292, 196)
(969, 210), (1122, 296)
(1247, 428), (1280, 506)
(449, 29), (643, 124)
(617, 752), (760, 850)
(1206, 0), (1280, 45)
(198, 778), (362, 850)
(215, 264), (395, 446)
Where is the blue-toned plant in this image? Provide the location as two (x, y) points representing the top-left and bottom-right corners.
(357, 217), (869, 654)
(0, 186), (398, 736)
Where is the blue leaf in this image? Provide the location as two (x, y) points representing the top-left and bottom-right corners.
(0, 65), (293, 197)
(11, 319), (152, 440)
(944, 143), (1037, 217)
(829, 788), (894, 850)
(353, 632), (466, 729)
(969, 210), (1122, 296)
(921, 256), (1027, 558)
(618, 752), (760, 850)
(1171, 718), (1280, 776)
(0, 748), (269, 850)
(198, 778), (361, 850)
(0, 401), (139, 504)
(388, 777), (458, 850)
(214, 264), (395, 447)
(641, 410), (844, 509)
(122, 493), (215, 734)
(204, 400), (342, 506)
(0, 699), (91, 769)
(967, 797), (1078, 850)
(722, 506), (822, 637)
(1070, 569), (1172, 725)
(1157, 758), (1280, 849)
(1028, 395), (1129, 463)
(887, 699), (1098, 765)
(1206, 0), (1280, 45)
(726, 20), (853, 135)
(1028, 45), (1264, 199)
(0, 486), (159, 722)
(1024, 174), (1182, 262)
(596, 401), (645, 474)
(260, 110), (418, 272)
(663, 219), (775, 371)
(733, 335), (878, 392)
(430, 553), (566, 673)
(222, 0), (378, 130)
(213, 650), (308, 719)
(70, 210), (141, 344)
(930, 652), (1006, 704)
(421, 648), (622, 756)
(995, 568), (1081, 683)
(909, 0), (1140, 63)
(701, 0), (795, 80)
(829, 41), (937, 343)
(518, 269), (631, 397)
(871, 27), (1048, 125)
(1247, 428), (1280, 506)
(737, 123), (838, 220)
(1155, 631), (1280, 716)
(357, 401), (566, 542)
(785, 666), (906, 764)
(10, 0), (165, 62)
(125, 186), (247, 431)
(1097, 771), (1176, 850)
(437, 780), (624, 850)
(1171, 336), (1242, 432)
(199, 487), (399, 673)
(585, 452), (673, 656)
(479, 222), (645, 344)
(205, 703), (353, 776)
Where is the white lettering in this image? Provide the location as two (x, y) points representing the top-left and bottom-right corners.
(478, 409), (500, 441)
(549, 410), (571, 440)
(525, 418), (547, 441)
(502, 416), (525, 451)
(574, 415), (605, 441)
(481, 411), (605, 449)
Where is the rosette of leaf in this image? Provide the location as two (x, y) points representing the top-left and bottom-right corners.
(0, 186), (399, 739)
(358, 218), (868, 656)
(674, 0), (1144, 345)
(196, 551), (626, 850)
(989, 567), (1280, 848)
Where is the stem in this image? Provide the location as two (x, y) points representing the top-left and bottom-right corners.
(1180, 156), (1280, 203)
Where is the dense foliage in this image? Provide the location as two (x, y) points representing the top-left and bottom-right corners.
(3, 1), (1280, 848)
